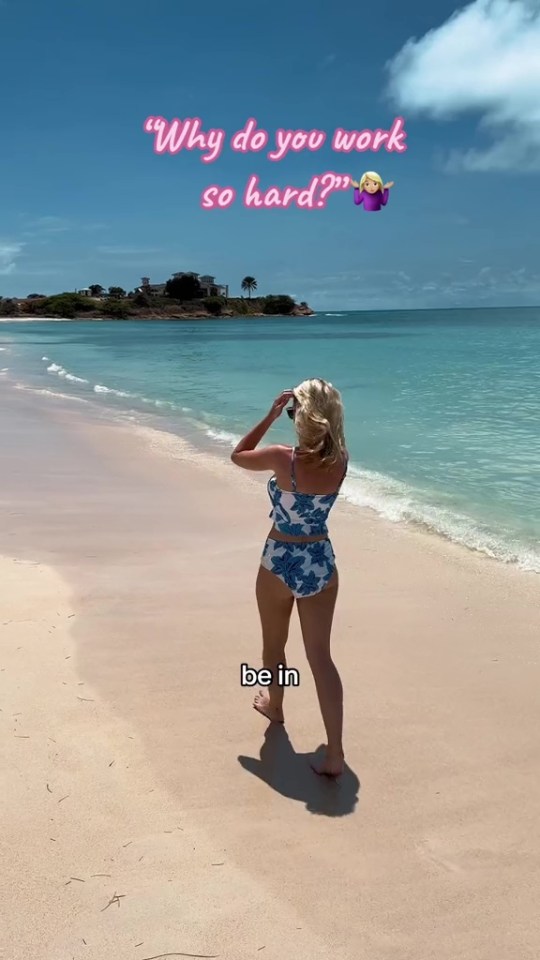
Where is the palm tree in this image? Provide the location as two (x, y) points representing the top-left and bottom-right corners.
(241, 276), (257, 299)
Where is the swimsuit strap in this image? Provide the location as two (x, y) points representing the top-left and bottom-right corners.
(290, 447), (297, 491)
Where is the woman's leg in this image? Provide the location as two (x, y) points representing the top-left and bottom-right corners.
(254, 564), (295, 722)
(296, 570), (344, 775)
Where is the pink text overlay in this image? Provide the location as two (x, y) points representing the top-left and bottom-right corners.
(142, 116), (407, 209)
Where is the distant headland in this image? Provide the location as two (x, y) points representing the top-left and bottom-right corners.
(0, 271), (314, 320)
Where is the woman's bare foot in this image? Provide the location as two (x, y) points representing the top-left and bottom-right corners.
(253, 690), (284, 723)
(310, 747), (344, 778)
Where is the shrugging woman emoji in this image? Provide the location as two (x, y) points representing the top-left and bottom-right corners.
(351, 171), (394, 211)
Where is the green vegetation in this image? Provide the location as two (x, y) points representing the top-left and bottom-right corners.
(41, 293), (97, 319)
(261, 294), (295, 315)
(102, 298), (129, 318)
(165, 274), (202, 300)
(0, 297), (19, 317)
(203, 296), (226, 316)
(241, 276), (257, 298)
(227, 296), (248, 315)
(3, 272), (312, 320)
(132, 291), (152, 308)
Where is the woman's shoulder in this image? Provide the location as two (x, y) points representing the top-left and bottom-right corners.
(270, 444), (294, 466)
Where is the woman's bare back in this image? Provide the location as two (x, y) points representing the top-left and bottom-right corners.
(273, 445), (348, 495)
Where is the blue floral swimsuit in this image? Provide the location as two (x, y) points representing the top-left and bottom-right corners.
(261, 448), (348, 599)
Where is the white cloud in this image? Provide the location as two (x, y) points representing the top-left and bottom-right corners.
(19, 215), (108, 235)
(21, 216), (71, 238)
(0, 242), (24, 276)
(413, 264), (540, 301)
(82, 222), (109, 232)
(22, 267), (62, 277)
(32, 216), (70, 230)
(386, 0), (540, 171)
(319, 53), (336, 69)
(308, 261), (540, 309)
(96, 246), (161, 256)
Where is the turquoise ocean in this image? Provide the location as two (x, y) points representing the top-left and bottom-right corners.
(1, 308), (539, 572)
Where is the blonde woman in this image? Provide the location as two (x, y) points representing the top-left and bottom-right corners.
(231, 378), (348, 777)
(351, 170), (394, 211)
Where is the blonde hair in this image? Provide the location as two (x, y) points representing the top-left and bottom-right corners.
(359, 170), (383, 192)
(292, 378), (346, 467)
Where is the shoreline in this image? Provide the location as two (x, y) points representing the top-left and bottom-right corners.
(2, 382), (540, 958)
(2, 313), (538, 576)
(0, 313), (317, 323)
(4, 364), (539, 575)
(2, 372), (540, 585)
(130, 415), (540, 578)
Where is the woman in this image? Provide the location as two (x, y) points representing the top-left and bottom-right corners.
(350, 170), (394, 211)
(231, 378), (348, 777)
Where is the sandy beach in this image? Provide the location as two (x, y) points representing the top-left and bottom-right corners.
(2, 381), (540, 960)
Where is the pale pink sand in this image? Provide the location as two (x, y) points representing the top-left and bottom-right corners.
(1, 383), (540, 960)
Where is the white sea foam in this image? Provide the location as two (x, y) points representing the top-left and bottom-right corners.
(43, 357), (192, 410)
(94, 384), (132, 398)
(14, 383), (89, 403)
(24, 349), (540, 572)
(46, 362), (89, 385)
(189, 419), (537, 571)
(147, 397), (188, 411)
(325, 313), (344, 316)
(342, 467), (540, 573)
(205, 427), (242, 445)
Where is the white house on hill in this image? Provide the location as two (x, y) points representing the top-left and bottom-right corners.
(137, 272), (229, 298)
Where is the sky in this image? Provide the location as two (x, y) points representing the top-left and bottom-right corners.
(1, 0), (539, 310)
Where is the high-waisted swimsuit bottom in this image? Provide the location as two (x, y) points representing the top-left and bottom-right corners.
(260, 537), (336, 599)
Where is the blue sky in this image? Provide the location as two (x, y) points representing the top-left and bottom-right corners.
(1, 0), (539, 310)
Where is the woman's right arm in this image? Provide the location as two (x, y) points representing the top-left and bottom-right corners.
(353, 188), (363, 206)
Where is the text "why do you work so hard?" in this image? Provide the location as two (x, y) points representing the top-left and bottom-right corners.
(143, 116), (407, 209)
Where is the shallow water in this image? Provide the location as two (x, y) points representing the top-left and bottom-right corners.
(2, 307), (539, 570)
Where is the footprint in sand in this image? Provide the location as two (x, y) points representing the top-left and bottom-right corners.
(417, 838), (464, 874)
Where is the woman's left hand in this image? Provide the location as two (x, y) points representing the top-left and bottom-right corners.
(384, 181), (395, 189)
(269, 389), (294, 421)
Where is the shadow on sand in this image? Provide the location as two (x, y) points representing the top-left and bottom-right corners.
(238, 724), (360, 817)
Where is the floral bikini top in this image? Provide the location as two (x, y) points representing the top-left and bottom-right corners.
(267, 448), (349, 537)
